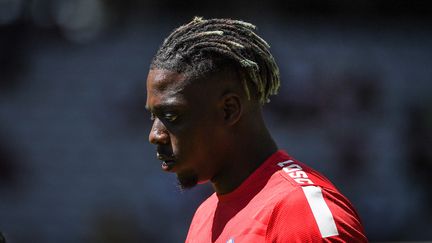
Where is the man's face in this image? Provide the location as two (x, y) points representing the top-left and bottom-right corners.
(146, 69), (227, 189)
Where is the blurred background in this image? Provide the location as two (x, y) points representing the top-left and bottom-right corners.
(0, 0), (431, 242)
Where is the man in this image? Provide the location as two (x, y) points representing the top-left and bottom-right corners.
(146, 17), (367, 242)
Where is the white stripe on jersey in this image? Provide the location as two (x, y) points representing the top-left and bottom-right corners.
(302, 186), (339, 238)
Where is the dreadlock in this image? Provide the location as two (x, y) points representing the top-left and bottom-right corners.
(150, 17), (280, 104)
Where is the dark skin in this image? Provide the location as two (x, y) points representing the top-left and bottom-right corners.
(146, 68), (278, 195)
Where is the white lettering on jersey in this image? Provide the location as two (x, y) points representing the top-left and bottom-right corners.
(277, 160), (294, 167)
(277, 160), (314, 185)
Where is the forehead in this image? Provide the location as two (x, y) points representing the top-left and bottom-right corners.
(146, 68), (228, 112)
(147, 69), (187, 93)
(146, 69), (189, 109)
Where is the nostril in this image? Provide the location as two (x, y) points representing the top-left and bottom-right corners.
(149, 128), (170, 145)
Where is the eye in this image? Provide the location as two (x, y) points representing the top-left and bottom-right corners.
(164, 113), (178, 122)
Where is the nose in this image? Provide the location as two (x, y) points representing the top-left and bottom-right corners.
(149, 119), (170, 145)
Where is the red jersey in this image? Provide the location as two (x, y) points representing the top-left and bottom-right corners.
(185, 150), (367, 243)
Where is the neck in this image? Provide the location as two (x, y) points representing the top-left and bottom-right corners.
(210, 120), (278, 195)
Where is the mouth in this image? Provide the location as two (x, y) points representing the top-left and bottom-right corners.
(157, 153), (177, 171)
(161, 160), (176, 171)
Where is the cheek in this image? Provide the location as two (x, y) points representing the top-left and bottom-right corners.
(168, 128), (197, 159)
(172, 124), (218, 161)
(172, 129), (204, 156)
(170, 107), (223, 164)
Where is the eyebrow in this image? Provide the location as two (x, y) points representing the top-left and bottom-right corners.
(145, 102), (185, 112)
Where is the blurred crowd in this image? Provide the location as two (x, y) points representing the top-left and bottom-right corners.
(0, 0), (431, 242)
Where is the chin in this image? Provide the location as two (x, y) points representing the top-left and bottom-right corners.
(176, 170), (199, 190)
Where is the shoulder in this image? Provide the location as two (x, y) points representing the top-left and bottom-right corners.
(265, 159), (368, 242)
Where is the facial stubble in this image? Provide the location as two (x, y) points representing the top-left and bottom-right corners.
(176, 169), (199, 190)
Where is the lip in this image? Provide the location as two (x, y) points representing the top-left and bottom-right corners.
(161, 160), (176, 171)
(156, 153), (177, 171)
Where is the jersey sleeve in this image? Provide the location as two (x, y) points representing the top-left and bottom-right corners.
(265, 185), (368, 243)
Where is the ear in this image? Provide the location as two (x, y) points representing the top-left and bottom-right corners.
(220, 92), (243, 126)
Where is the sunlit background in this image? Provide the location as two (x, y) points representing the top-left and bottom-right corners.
(0, 0), (431, 242)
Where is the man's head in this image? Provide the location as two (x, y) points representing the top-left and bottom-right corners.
(146, 17), (280, 189)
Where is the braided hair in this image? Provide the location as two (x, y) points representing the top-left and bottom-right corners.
(150, 17), (280, 104)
